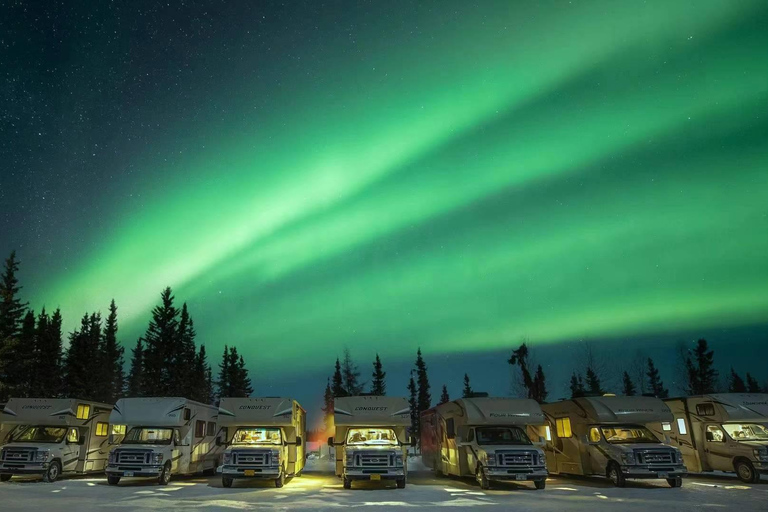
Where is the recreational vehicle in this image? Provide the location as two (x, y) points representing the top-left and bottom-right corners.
(106, 397), (222, 485)
(654, 394), (768, 483)
(0, 398), (116, 482)
(218, 397), (306, 488)
(542, 395), (687, 487)
(421, 396), (548, 489)
(328, 395), (412, 489)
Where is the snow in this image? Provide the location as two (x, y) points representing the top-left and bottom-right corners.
(0, 460), (765, 511)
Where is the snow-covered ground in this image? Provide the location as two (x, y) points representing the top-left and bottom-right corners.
(0, 459), (765, 511)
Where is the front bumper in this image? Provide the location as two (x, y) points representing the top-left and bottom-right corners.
(621, 464), (687, 479)
(485, 465), (548, 481)
(344, 467), (406, 481)
(221, 465), (280, 479)
(106, 464), (163, 477)
(754, 461), (768, 473)
(0, 462), (47, 475)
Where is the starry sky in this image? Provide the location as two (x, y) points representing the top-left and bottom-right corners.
(1, 1), (767, 410)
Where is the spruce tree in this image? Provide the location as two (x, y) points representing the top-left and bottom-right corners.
(64, 314), (92, 399)
(85, 312), (102, 399)
(585, 367), (604, 395)
(533, 365), (548, 403)
(407, 373), (419, 447)
(322, 379), (334, 428)
(415, 348), (431, 412)
(746, 373), (761, 393)
(462, 373), (473, 398)
(232, 352), (253, 397)
(685, 339), (717, 395)
(143, 287), (179, 395)
(728, 368), (747, 393)
(439, 385), (450, 404)
(175, 303), (197, 397)
(331, 358), (346, 397)
(570, 373), (586, 398)
(99, 300), (124, 403)
(646, 358), (668, 398)
(622, 371), (636, 396)
(40, 308), (64, 397)
(371, 354), (386, 395)
(192, 344), (213, 403)
(127, 338), (144, 397)
(217, 344), (230, 398)
(341, 348), (363, 395)
(7, 310), (37, 397)
(0, 251), (27, 400)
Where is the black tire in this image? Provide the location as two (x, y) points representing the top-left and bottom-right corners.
(343, 476), (352, 489)
(107, 475), (121, 485)
(667, 477), (682, 488)
(275, 469), (285, 488)
(396, 477), (406, 489)
(735, 460), (757, 484)
(222, 477), (233, 488)
(607, 462), (626, 488)
(43, 460), (61, 483)
(476, 467), (490, 490)
(534, 479), (546, 490)
(158, 462), (172, 486)
(0, 474), (12, 482)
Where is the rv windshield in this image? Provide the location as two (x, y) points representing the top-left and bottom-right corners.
(476, 427), (532, 445)
(722, 423), (768, 441)
(600, 425), (659, 444)
(122, 427), (174, 445)
(11, 426), (67, 444)
(345, 428), (399, 446)
(232, 428), (282, 445)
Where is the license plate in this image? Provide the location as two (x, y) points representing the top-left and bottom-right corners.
(124, 471), (134, 477)
(370, 474), (381, 481)
(244, 470), (255, 477)
(516, 474), (526, 481)
(658, 472), (669, 479)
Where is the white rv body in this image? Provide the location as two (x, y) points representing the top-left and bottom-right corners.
(0, 398), (115, 482)
(653, 394), (768, 483)
(329, 396), (412, 489)
(421, 397), (548, 489)
(106, 397), (222, 485)
(218, 397), (306, 488)
(542, 396), (687, 487)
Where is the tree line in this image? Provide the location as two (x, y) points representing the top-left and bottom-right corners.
(0, 251), (253, 404)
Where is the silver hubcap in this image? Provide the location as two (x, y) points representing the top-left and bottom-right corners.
(738, 465), (750, 480)
(49, 466), (58, 480)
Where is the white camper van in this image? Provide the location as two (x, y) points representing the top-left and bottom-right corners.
(421, 397), (549, 489)
(328, 395), (413, 489)
(654, 394), (768, 483)
(218, 397), (306, 488)
(542, 396), (687, 487)
(106, 397), (222, 485)
(0, 398), (116, 482)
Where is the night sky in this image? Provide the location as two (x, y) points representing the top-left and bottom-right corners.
(2, 1), (767, 414)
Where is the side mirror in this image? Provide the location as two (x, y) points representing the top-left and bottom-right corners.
(215, 437), (223, 447)
(705, 432), (714, 442)
(664, 434), (671, 444)
(108, 434), (115, 445)
(295, 436), (302, 446)
(327, 437), (334, 447)
(78, 435), (86, 445)
(411, 438), (418, 447)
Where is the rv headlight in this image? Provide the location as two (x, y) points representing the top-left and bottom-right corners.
(152, 453), (164, 464)
(345, 453), (355, 467)
(620, 452), (636, 466)
(35, 450), (51, 462)
(754, 448), (768, 462)
(223, 452), (232, 464)
(483, 452), (496, 466)
(270, 449), (280, 465)
(108, 450), (117, 464)
(395, 455), (404, 467)
(538, 452), (546, 466)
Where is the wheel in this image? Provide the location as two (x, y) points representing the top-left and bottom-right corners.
(222, 477), (233, 488)
(735, 460), (756, 483)
(534, 479), (546, 490)
(607, 462), (626, 488)
(275, 469), (285, 488)
(107, 475), (121, 485)
(43, 460), (61, 483)
(666, 476), (682, 488)
(396, 477), (406, 489)
(343, 476), (352, 489)
(476, 466), (490, 490)
(0, 474), (12, 482)
(158, 462), (172, 485)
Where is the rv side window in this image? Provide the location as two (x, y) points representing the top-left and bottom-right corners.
(95, 422), (109, 437)
(556, 418), (572, 438)
(184, 408), (191, 421)
(195, 420), (205, 438)
(207, 422), (215, 436)
(67, 428), (79, 443)
(676, 418), (688, 435)
(662, 422), (672, 431)
(76, 404), (90, 420)
(112, 425), (126, 435)
(445, 418), (456, 439)
(696, 403), (715, 416)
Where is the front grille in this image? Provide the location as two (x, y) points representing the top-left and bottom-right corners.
(355, 451), (394, 467)
(1, 448), (35, 463)
(233, 451), (270, 466)
(116, 450), (151, 465)
(636, 450), (675, 465)
(498, 451), (536, 466)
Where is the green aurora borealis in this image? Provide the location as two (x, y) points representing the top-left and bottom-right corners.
(6, 1), (768, 380)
